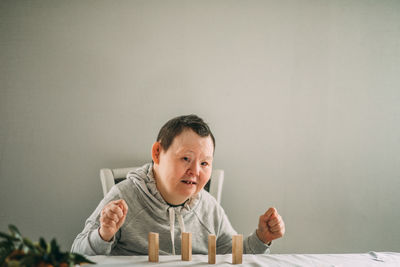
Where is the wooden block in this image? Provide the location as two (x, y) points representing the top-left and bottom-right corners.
(208, 234), (216, 264)
(232, 234), (243, 264)
(181, 232), (192, 261)
(148, 232), (159, 262)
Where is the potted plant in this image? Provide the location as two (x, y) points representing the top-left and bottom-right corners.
(0, 225), (94, 267)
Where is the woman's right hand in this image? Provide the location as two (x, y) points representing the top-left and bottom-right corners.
(99, 199), (128, 242)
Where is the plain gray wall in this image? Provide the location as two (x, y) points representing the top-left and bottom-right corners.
(1, 0), (399, 253)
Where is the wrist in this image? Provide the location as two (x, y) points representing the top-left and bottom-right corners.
(256, 229), (272, 245)
(98, 227), (113, 242)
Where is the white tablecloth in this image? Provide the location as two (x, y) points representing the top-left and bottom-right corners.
(88, 252), (400, 266)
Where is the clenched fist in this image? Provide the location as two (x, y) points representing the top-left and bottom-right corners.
(256, 207), (285, 244)
(99, 199), (128, 242)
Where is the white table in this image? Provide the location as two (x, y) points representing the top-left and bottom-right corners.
(87, 252), (400, 266)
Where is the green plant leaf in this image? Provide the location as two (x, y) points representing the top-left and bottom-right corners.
(22, 237), (36, 251)
(20, 253), (41, 266)
(0, 246), (14, 265)
(0, 240), (13, 250)
(0, 232), (18, 241)
(39, 237), (47, 251)
(8, 225), (22, 240)
(50, 238), (61, 257)
(0, 255), (7, 266)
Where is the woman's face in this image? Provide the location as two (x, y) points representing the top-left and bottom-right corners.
(152, 129), (214, 205)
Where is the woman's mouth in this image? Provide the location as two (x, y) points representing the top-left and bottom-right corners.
(181, 180), (197, 185)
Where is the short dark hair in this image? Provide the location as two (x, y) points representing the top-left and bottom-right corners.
(156, 114), (215, 152)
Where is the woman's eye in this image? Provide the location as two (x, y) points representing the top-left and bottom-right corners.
(201, 162), (209, 166)
(183, 157), (190, 162)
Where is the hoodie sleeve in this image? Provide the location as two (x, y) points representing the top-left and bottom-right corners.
(70, 186), (121, 255)
(215, 205), (271, 254)
(243, 230), (271, 254)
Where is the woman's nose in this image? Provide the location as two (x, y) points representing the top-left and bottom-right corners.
(187, 161), (200, 177)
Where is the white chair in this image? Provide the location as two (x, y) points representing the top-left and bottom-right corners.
(100, 167), (224, 204)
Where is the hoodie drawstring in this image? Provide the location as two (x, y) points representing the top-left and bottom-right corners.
(177, 210), (185, 233)
(168, 207), (176, 255)
(168, 207), (186, 255)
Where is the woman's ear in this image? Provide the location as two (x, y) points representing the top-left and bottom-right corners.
(151, 142), (162, 164)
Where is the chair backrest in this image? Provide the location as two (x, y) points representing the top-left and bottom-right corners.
(100, 167), (224, 204)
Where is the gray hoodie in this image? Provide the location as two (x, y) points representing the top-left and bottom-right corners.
(71, 163), (270, 255)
